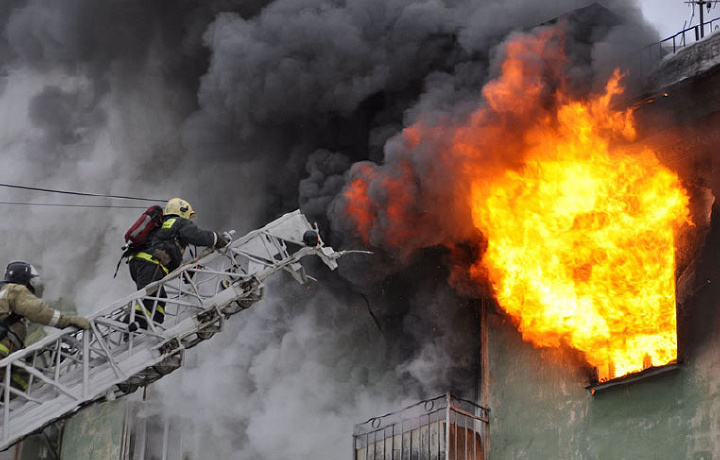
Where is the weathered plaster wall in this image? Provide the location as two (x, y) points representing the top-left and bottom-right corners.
(487, 308), (720, 460)
(59, 399), (127, 460)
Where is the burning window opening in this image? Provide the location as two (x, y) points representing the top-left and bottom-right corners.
(582, 270), (681, 392)
(353, 394), (489, 460)
(584, 211), (708, 393)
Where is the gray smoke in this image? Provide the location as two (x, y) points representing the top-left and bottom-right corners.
(156, 277), (414, 458)
(0, 0), (661, 458)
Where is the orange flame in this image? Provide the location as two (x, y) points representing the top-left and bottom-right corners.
(344, 164), (378, 243)
(469, 74), (690, 381)
(343, 28), (691, 381)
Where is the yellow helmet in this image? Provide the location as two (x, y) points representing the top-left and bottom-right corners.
(165, 198), (196, 219)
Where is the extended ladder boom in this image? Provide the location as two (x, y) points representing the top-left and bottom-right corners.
(0, 210), (346, 450)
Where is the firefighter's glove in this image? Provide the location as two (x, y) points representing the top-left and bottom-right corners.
(215, 232), (230, 249)
(59, 315), (90, 330)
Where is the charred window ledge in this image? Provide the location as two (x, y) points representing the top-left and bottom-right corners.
(586, 362), (680, 395)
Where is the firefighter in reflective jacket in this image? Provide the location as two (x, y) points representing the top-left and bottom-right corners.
(128, 198), (229, 325)
(0, 261), (90, 391)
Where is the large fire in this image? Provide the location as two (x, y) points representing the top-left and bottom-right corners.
(470, 74), (690, 381)
(343, 28), (691, 382)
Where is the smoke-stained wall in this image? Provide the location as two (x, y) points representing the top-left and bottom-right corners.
(0, 1), (668, 458)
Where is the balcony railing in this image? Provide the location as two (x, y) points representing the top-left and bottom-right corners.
(630, 17), (720, 80)
(353, 394), (489, 460)
(655, 18), (720, 54)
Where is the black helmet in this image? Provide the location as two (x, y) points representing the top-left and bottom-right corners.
(302, 230), (320, 247)
(4, 261), (44, 297)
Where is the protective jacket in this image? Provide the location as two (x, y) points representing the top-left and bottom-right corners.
(0, 283), (76, 355)
(144, 215), (219, 272)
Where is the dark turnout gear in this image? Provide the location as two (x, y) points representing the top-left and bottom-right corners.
(147, 215), (222, 272)
(128, 257), (167, 325)
(127, 198), (227, 325)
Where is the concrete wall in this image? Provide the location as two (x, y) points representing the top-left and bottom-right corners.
(59, 399), (128, 460)
(0, 432), (59, 460)
(486, 136), (720, 460)
(487, 309), (720, 460)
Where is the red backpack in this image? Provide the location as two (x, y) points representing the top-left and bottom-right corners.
(124, 205), (164, 248)
(114, 205), (164, 277)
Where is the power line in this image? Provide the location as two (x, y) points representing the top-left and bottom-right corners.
(0, 201), (148, 209)
(685, 0), (720, 38)
(0, 183), (168, 202)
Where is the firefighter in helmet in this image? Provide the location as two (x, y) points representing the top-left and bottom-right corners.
(128, 198), (229, 325)
(0, 261), (90, 391)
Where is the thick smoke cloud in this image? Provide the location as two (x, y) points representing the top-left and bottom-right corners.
(155, 278), (413, 458)
(0, 0), (661, 457)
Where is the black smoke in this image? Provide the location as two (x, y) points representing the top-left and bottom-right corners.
(0, 0), (661, 457)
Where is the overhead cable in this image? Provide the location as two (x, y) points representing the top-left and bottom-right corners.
(0, 201), (148, 209)
(0, 183), (168, 202)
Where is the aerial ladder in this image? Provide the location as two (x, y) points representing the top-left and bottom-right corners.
(0, 210), (349, 451)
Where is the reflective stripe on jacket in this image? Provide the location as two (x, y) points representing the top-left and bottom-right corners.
(129, 251), (169, 275)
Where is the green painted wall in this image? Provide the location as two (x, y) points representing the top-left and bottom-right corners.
(59, 400), (127, 460)
(487, 295), (720, 460)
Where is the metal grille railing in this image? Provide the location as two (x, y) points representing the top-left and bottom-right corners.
(353, 394), (489, 460)
(0, 210), (347, 451)
(633, 17), (720, 80)
(655, 18), (720, 55)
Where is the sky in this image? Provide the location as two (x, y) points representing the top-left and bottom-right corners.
(639, 0), (720, 39)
